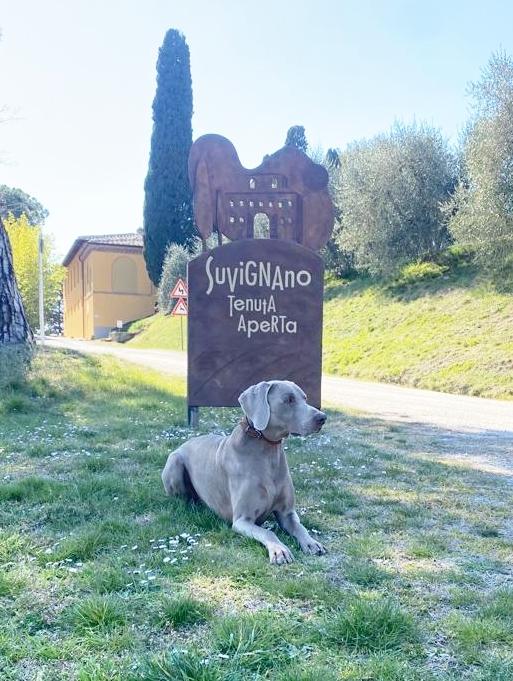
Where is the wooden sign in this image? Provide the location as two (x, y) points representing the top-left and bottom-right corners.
(188, 239), (323, 408)
(170, 278), (188, 298)
(186, 134), (334, 421)
(171, 298), (188, 316)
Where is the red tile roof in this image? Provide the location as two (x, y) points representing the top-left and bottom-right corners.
(62, 233), (143, 266)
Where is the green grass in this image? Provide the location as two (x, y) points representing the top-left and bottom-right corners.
(157, 595), (212, 628)
(0, 343), (31, 392)
(323, 255), (513, 400)
(211, 613), (295, 672)
(126, 312), (187, 351)
(66, 595), (127, 632)
(124, 252), (513, 399)
(1, 348), (513, 679)
(445, 614), (512, 663)
(323, 596), (418, 653)
(134, 649), (228, 681)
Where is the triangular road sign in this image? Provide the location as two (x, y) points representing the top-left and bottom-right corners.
(170, 278), (188, 298)
(171, 297), (188, 316)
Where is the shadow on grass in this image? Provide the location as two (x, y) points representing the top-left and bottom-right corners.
(329, 408), (513, 464)
(4, 346), (189, 429)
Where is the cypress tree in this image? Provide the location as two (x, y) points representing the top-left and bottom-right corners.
(284, 125), (308, 153)
(143, 29), (195, 286)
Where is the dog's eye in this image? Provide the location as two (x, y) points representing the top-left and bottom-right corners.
(286, 394), (295, 404)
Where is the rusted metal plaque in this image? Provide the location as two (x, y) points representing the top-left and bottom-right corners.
(188, 134), (334, 251)
(188, 239), (323, 408)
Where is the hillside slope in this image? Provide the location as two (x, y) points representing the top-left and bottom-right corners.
(323, 265), (513, 400)
(126, 313), (187, 350)
(127, 259), (513, 400)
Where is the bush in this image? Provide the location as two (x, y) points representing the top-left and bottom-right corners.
(322, 235), (356, 278)
(437, 244), (475, 268)
(158, 243), (192, 314)
(392, 261), (448, 286)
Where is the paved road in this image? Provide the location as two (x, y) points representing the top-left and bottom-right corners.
(42, 337), (513, 435)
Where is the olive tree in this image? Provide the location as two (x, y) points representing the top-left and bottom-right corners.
(447, 52), (513, 265)
(335, 122), (456, 275)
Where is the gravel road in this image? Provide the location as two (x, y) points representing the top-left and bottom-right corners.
(42, 337), (513, 436)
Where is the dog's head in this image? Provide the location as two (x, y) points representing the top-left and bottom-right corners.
(238, 380), (326, 438)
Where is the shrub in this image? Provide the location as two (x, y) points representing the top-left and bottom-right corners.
(393, 261), (448, 286)
(158, 243), (192, 314)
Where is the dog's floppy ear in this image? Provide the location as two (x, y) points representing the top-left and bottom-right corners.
(238, 381), (272, 431)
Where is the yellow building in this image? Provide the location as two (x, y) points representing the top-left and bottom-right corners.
(62, 233), (156, 339)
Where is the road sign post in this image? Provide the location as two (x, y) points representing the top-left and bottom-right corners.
(170, 278), (188, 299)
(170, 279), (188, 352)
(171, 297), (188, 350)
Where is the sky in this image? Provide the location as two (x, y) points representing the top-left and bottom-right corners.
(1, 0), (513, 259)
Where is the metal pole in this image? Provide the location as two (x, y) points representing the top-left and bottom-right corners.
(188, 406), (199, 428)
(180, 315), (183, 351)
(38, 230), (45, 344)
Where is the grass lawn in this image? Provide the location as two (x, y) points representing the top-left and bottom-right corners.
(1, 350), (513, 679)
(126, 255), (513, 400)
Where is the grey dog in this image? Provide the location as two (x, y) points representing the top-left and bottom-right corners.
(161, 380), (327, 564)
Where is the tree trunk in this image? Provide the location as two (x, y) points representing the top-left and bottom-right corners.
(0, 217), (33, 344)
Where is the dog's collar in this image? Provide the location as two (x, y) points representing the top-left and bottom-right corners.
(241, 418), (283, 445)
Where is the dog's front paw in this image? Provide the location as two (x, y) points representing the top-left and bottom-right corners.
(268, 543), (294, 565)
(300, 538), (327, 555)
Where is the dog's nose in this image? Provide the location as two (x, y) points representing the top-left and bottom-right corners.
(316, 412), (327, 426)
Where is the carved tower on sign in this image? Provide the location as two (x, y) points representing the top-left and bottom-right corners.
(187, 134), (334, 422)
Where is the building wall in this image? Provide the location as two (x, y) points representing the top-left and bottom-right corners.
(63, 254), (84, 338)
(63, 247), (156, 339)
(91, 291), (156, 338)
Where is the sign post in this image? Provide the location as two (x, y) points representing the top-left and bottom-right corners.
(170, 278), (188, 352)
